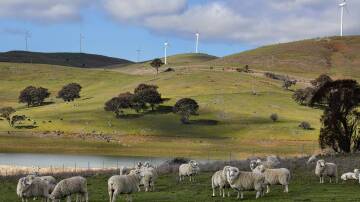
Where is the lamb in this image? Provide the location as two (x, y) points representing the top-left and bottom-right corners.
(253, 164), (291, 193)
(179, 160), (200, 182)
(21, 176), (54, 202)
(315, 159), (338, 184)
(341, 172), (358, 181)
(226, 166), (265, 199)
(211, 166), (231, 198)
(49, 176), (88, 202)
(108, 169), (143, 202)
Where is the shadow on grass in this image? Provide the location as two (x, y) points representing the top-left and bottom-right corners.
(145, 106), (173, 115)
(14, 125), (38, 129)
(117, 114), (144, 119)
(189, 119), (219, 126)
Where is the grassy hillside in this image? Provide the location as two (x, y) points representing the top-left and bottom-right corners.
(211, 36), (360, 79)
(0, 62), (321, 158)
(0, 51), (134, 68)
(112, 53), (217, 75)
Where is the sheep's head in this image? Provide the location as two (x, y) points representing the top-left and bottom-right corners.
(354, 169), (359, 173)
(317, 159), (326, 167)
(254, 165), (266, 173)
(136, 162), (143, 169)
(250, 160), (260, 170)
(226, 167), (239, 181)
(144, 161), (151, 168)
(21, 177), (36, 197)
(189, 160), (198, 168)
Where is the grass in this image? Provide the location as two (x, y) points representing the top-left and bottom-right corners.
(0, 62), (323, 158)
(2, 169), (360, 201)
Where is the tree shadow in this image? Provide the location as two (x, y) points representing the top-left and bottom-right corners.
(145, 105), (173, 115)
(189, 119), (219, 126)
(117, 114), (144, 119)
(14, 125), (38, 129)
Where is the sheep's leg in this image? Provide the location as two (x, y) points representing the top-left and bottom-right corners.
(256, 191), (261, 199)
(236, 191), (240, 199)
(112, 190), (120, 202)
(241, 192), (244, 199)
(222, 188), (226, 198)
(266, 185), (270, 193)
(329, 177), (332, 183)
(109, 189), (113, 202)
(66, 195), (72, 202)
(284, 184), (289, 193)
(189, 176), (192, 182)
(212, 187), (216, 197)
(227, 189), (230, 197)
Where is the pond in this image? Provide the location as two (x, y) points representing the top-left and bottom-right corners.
(0, 153), (168, 168)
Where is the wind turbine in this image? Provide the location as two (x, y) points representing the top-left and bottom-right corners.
(339, 0), (347, 37)
(25, 31), (31, 51)
(195, 32), (200, 53)
(136, 49), (142, 62)
(80, 33), (84, 53)
(164, 42), (169, 65)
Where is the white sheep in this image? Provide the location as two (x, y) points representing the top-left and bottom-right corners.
(341, 172), (358, 181)
(49, 176), (88, 202)
(17, 177), (28, 202)
(250, 156), (279, 171)
(21, 176), (54, 202)
(226, 166), (265, 199)
(120, 166), (136, 175)
(315, 159), (338, 184)
(253, 164), (291, 193)
(108, 169), (143, 202)
(179, 160), (200, 182)
(211, 166), (231, 198)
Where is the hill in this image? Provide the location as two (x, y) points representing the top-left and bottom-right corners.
(0, 51), (134, 68)
(211, 36), (360, 79)
(111, 53), (218, 75)
(0, 62), (320, 158)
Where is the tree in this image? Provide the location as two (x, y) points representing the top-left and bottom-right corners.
(134, 84), (158, 94)
(150, 58), (164, 74)
(0, 107), (16, 126)
(311, 74), (333, 89)
(11, 115), (26, 126)
(310, 79), (360, 153)
(134, 88), (163, 111)
(292, 87), (315, 105)
(104, 92), (133, 118)
(19, 86), (50, 107)
(57, 83), (82, 102)
(173, 98), (199, 124)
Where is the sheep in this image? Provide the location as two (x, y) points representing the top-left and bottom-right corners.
(211, 166), (231, 198)
(140, 169), (157, 192)
(354, 169), (360, 183)
(225, 166), (265, 199)
(253, 164), (291, 193)
(249, 156), (280, 171)
(341, 172), (358, 181)
(21, 176), (54, 202)
(108, 169), (143, 202)
(315, 159), (338, 184)
(49, 176), (88, 202)
(120, 166), (136, 175)
(179, 160), (200, 182)
(307, 154), (318, 164)
(17, 177), (28, 202)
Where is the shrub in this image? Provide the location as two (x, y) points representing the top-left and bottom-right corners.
(0, 107), (16, 126)
(104, 92), (133, 118)
(150, 58), (164, 74)
(270, 113), (278, 122)
(299, 121), (312, 130)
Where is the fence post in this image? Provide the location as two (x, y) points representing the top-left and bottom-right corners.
(75, 163), (77, 174)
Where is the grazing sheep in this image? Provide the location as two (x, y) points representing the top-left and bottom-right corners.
(226, 166), (265, 199)
(253, 164), (291, 193)
(108, 170), (143, 202)
(49, 176), (88, 202)
(341, 172), (358, 181)
(21, 177), (53, 202)
(179, 160), (200, 182)
(211, 166), (231, 198)
(120, 166), (136, 175)
(315, 160), (338, 184)
(39, 176), (57, 186)
(140, 169), (157, 192)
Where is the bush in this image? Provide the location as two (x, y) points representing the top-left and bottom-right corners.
(19, 86), (50, 107)
(173, 98), (199, 124)
(299, 121), (312, 130)
(270, 113), (278, 122)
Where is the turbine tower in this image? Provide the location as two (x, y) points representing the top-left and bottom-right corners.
(80, 33), (84, 53)
(164, 42), (169, 65)
(25, 31), (31, 51)
(195, 32), (200, 53)
(339, 0), (347, 37)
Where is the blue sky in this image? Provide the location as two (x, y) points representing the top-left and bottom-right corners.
(0, 0), (359, 62)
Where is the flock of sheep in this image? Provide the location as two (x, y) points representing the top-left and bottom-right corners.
(15, 157), (360, 202)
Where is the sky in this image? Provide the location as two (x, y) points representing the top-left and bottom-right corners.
(0, 0), (359, 62)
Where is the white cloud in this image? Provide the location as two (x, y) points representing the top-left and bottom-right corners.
(0, 0), (92, 22)
(103, 0), (187, 22)
(104, 0), (360, 45)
